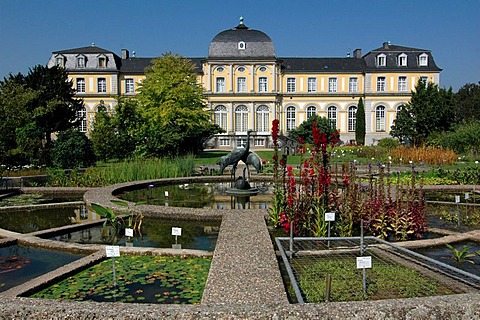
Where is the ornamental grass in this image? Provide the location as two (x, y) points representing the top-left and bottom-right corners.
(389, 146), (457, 166)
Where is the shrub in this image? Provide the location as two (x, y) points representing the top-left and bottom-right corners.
(51, 130), (95, 169)
(378, 138), (400, 150)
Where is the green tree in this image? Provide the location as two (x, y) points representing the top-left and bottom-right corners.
(0, 74), (37, 166)
(25, 65), (84, 162)
(90, 109), (118, 162)
(111, 96), (142, 159)
(391, 80), (454, 146)
(288, 114), (338, 145)
(454, 82), (480, 123)
(137, 53), (222, 156)
(355, 97), (365, 145)
(51, 129), (95, 168)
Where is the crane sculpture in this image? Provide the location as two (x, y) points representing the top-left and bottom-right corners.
(219, 129), (254, 185)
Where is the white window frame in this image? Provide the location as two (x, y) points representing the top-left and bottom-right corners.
(259, 77), (268, 92)
(286, 106), (296, 131)
(348, 106), (357, 132)
(235, 105), (248, 133)
(398, 53), (408, 67)
(125, 78), (135, 94)
(77, 56), (85, 68)
(377, 76), (386, 92)
(328, 78), (337, 92)
(398, 76), (407, 92)
(376, 105), (386, 132)
(98, 57), (106, 68)
(349, 77), (358, 93)
(216, 77), (226, 93)
(419, 53), (428, 66)
(237, 77), (246, 93)
(327, 106), (337, 129)
(286, 78), (296, 93)
(56, 56), (64, 67)
(76, 78), (86, 93)
(377, 54), (386, 67)
(219, 138), (230, 146)
(238, 41), (246, 50)
(77, 107), (87, 132)
(256, 105), (270, 133)
(97, 78), (107, 93)
(214, 105), (228, 131)
(254, 138), (265, 147)
(306, 105), (317, 119)
(307, 77), (317, 92)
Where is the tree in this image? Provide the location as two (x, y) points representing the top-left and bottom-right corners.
(391, 80), (454, 146)
(137, 53), (222, 156)
(0, 74), (37, 166)
(90, 109), (118, 162)
(25, 65), (84, 158)
(51, 129), (95, 168)
(355, 97), (365, 145)
(288, 114), (339, 145)
(454, 82), (480, 123)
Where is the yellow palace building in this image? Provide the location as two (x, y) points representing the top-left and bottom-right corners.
(47, 18), (441, 149)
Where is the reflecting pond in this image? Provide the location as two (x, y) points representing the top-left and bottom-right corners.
(0, 245), (84, 292)
(116, 182), (272, 209)
(0, 205), (100, 233)
(46, 217), (220, 251)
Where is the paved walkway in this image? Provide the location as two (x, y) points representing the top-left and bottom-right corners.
(202, 209), (288, 305)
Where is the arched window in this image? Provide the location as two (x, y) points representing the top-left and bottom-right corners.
(77, 107), (87, 132)
(376, 105), (386, 132)
(327, 106), (337, 129)
(256, 105), (270, 133)
(286, 106), (296, 131)
(214, 105), (228, 131)
(306, 105), (317, 119)
(235, 105), (248, 133)
(348, 106), (357, 132)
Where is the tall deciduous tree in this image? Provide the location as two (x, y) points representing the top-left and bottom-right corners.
(0, 74), (37, 166)
(355, 97), (365, 145)
(137, 53), (222, 156)
(391, 80), (454, 146)
(454, 82), (480, 123)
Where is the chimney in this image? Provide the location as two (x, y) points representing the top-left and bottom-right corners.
(383, 42), (390, 49)
(121, 49), (129, 59)
(353, 48), (362, 58)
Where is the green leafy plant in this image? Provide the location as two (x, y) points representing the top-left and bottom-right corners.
(446, 244), (475, 264)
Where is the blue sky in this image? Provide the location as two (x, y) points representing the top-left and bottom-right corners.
(0, 0), (478, 91)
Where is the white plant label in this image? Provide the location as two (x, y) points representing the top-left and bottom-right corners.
(125, 228), (134, 237)
(172, 227), (182, 236)
(455, 195), (461, 203)
(165, 191), (169, 197)
(325, 212), (335, 222)
(465, 193), (470, 200)
(105, 245), (120, 258)
(356, 256), (372, 269)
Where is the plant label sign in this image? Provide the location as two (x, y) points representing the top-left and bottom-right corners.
(325, 212), (335, 222)
(105, 245), (120, 258)
(172, 227), (182, 236)
(465, 193), (470, 200)
(455, 195), (461, 203)
(165, 191), (169, 197)
(125, 228), (134, 237)
(356, 256), (372, 269)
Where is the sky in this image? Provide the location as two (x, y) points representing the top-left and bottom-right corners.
(0, 0), (478, 91)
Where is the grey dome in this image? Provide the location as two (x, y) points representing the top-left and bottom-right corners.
(208, 20), (276, 59)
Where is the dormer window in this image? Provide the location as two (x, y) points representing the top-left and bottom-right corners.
(418, 53), (428, 67)
(397, 53), (407, 67)
(238, 41), (246, 50)
(55, 55), (65, 67)
(376, 54), (386, 67)
(77, 56), (86, 68)
(98, 55), (107, 68)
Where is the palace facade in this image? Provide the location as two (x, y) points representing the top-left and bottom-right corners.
(47, 18), (441, 149)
